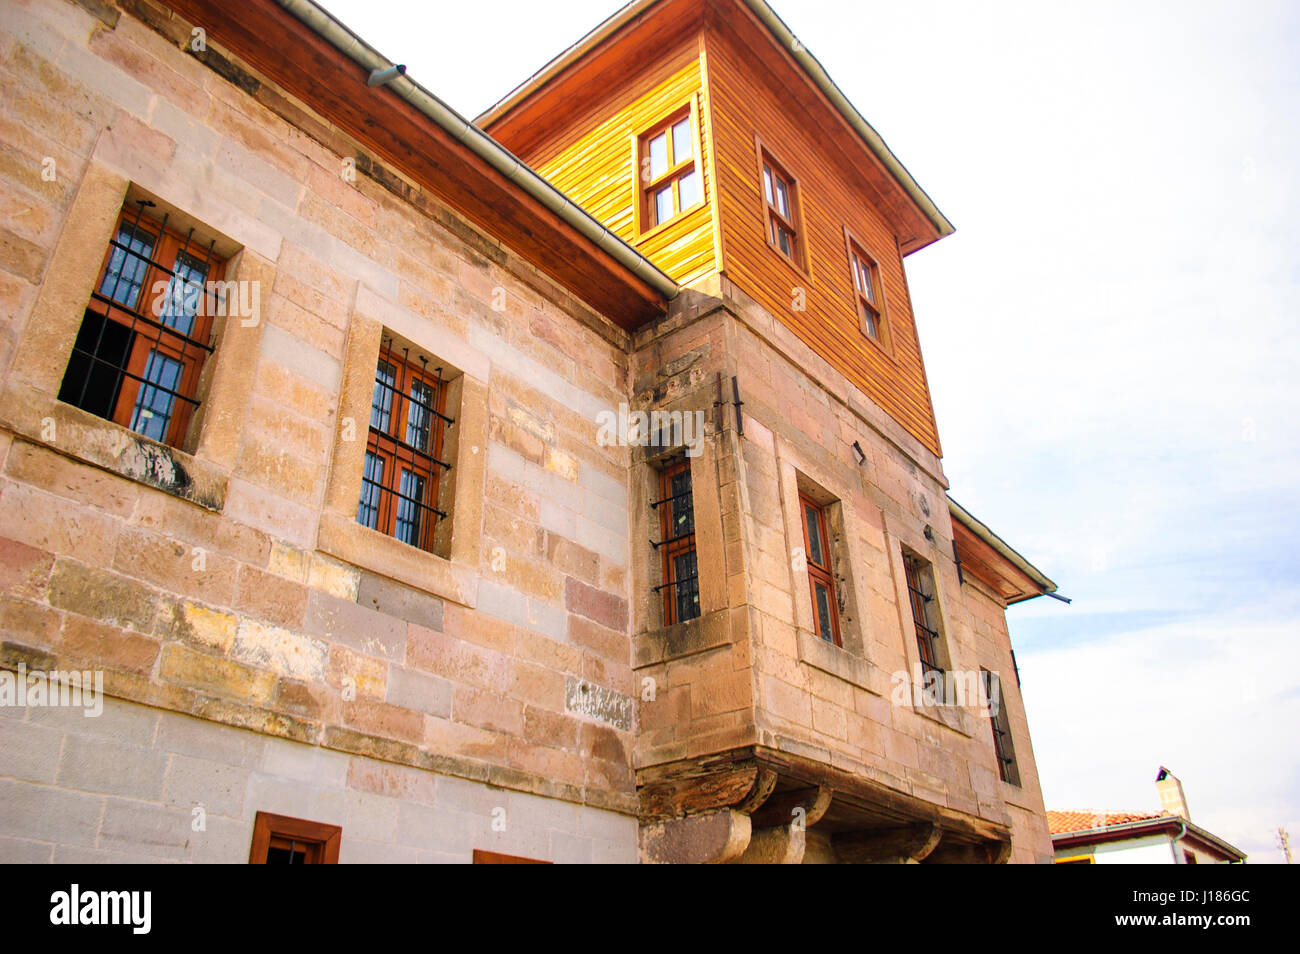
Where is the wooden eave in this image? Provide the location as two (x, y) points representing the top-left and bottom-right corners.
(162, 0), (668, 330)
(952, 518), (1042, 604)
(478, 0), (706, 160)
(478, 0), (950, 255)
(949, 498), (1058, 605)
(703, 0), (943, 255)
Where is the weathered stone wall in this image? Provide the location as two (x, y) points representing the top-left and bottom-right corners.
(0, 0), (1053, 864)
(630, 275), (1054, 863)
(0, 0), (639, 861)
(0, 694), (635, 862)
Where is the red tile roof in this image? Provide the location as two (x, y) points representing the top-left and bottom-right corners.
(1047, 810), (1169, 835)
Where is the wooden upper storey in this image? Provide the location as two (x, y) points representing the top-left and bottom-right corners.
(480, 0), (954, 456)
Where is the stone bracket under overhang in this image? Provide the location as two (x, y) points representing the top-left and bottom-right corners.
(636, 746), (1012, 864)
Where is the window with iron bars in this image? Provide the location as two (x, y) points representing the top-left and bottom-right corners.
(800, 494), (841, 646)
(57, 199), (225, 449)
(903, 551), (944, 679)
(651, 457), (699, 625)
(356, 337), (453, 553)
(982, 669), (1021, 786)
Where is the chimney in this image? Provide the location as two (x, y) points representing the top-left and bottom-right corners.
(1155, 766), (1190, 820)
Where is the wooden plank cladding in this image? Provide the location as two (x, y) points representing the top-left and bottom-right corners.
(702, 11), (943, 455)
(523, 41), (718, 288)
(481, 0), (947, 456)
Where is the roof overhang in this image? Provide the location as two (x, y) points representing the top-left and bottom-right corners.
(477, 0), (954, 254)
(1052, 818), (1247, 862)
(949, 497), (1060, 605)
(160, 0), (674, 330)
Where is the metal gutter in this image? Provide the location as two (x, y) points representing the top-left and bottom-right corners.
(948, 496), (1064, 601)
(738, 0), (955, 242)
(476, 0), (653, 128)
(475, 0), (955, 244)
(276, 0), (679, 302)
(1053, 817), (1246, 862)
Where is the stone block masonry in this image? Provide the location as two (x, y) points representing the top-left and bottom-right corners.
(0, 0), (641, 861)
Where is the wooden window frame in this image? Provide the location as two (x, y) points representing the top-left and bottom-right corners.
(248, 812), (341, 864)
(982, 669), (1021, 786)
(472, 849), (551, 864)
(843, 228), (892, 354)
(633, 99), (704, 237)
(903, 551), (944, 677)
(357, 335), (452, 554)
(655, 457), (700, 626)
(799, 494), (842, 646)
(755, 140), (806, 273)
(59, 201), (227, 451)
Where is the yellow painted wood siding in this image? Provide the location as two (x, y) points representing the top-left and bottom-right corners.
(524, 41), (717, 287)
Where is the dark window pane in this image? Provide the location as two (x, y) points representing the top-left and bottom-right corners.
(357, 451), (384, 528)
(406, 379), (435, 452)
(396, 469), (426, 546)
(58, 310), (133, 419)
(371, 361), (396, 431)
(862, 308), (878, 339)
(158, 250), (209, 336)
(98, 223), (155, 310)
(669, 467), (694, 536)
(805, 504), (824, 567)
(814, 582), (834, 642)
(266, 845), (307, 864)
(777, 226), (792, 257)
(674, 549), (700, 622)
(129, 350), (183, 442)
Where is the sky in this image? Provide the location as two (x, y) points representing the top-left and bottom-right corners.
(316, 0), (1300, 862)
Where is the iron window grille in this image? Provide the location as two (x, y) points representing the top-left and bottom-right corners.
(800, 494), (842, 646)
(58, 199), (224, 449)
(903, 552), (944, 680)
(357, 337), (453, 553)
(249, 811), (341, 864)
(639, 107), (702, 230)
(651, 456), (699, 625)
(982, 670), (1021, 786)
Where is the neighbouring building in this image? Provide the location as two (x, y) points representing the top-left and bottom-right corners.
(1049, 768), (1247, 864)
(0, 0), (1062, 863)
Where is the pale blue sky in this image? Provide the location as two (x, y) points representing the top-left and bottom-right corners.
(318, 0), (1300, 862)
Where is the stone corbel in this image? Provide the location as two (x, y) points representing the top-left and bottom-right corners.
(834, 822), (943, 864)
(730, 785), (832, 865)
(640, 810), (753, 864)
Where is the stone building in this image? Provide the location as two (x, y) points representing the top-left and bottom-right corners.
(0, 0), (1061, 863)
